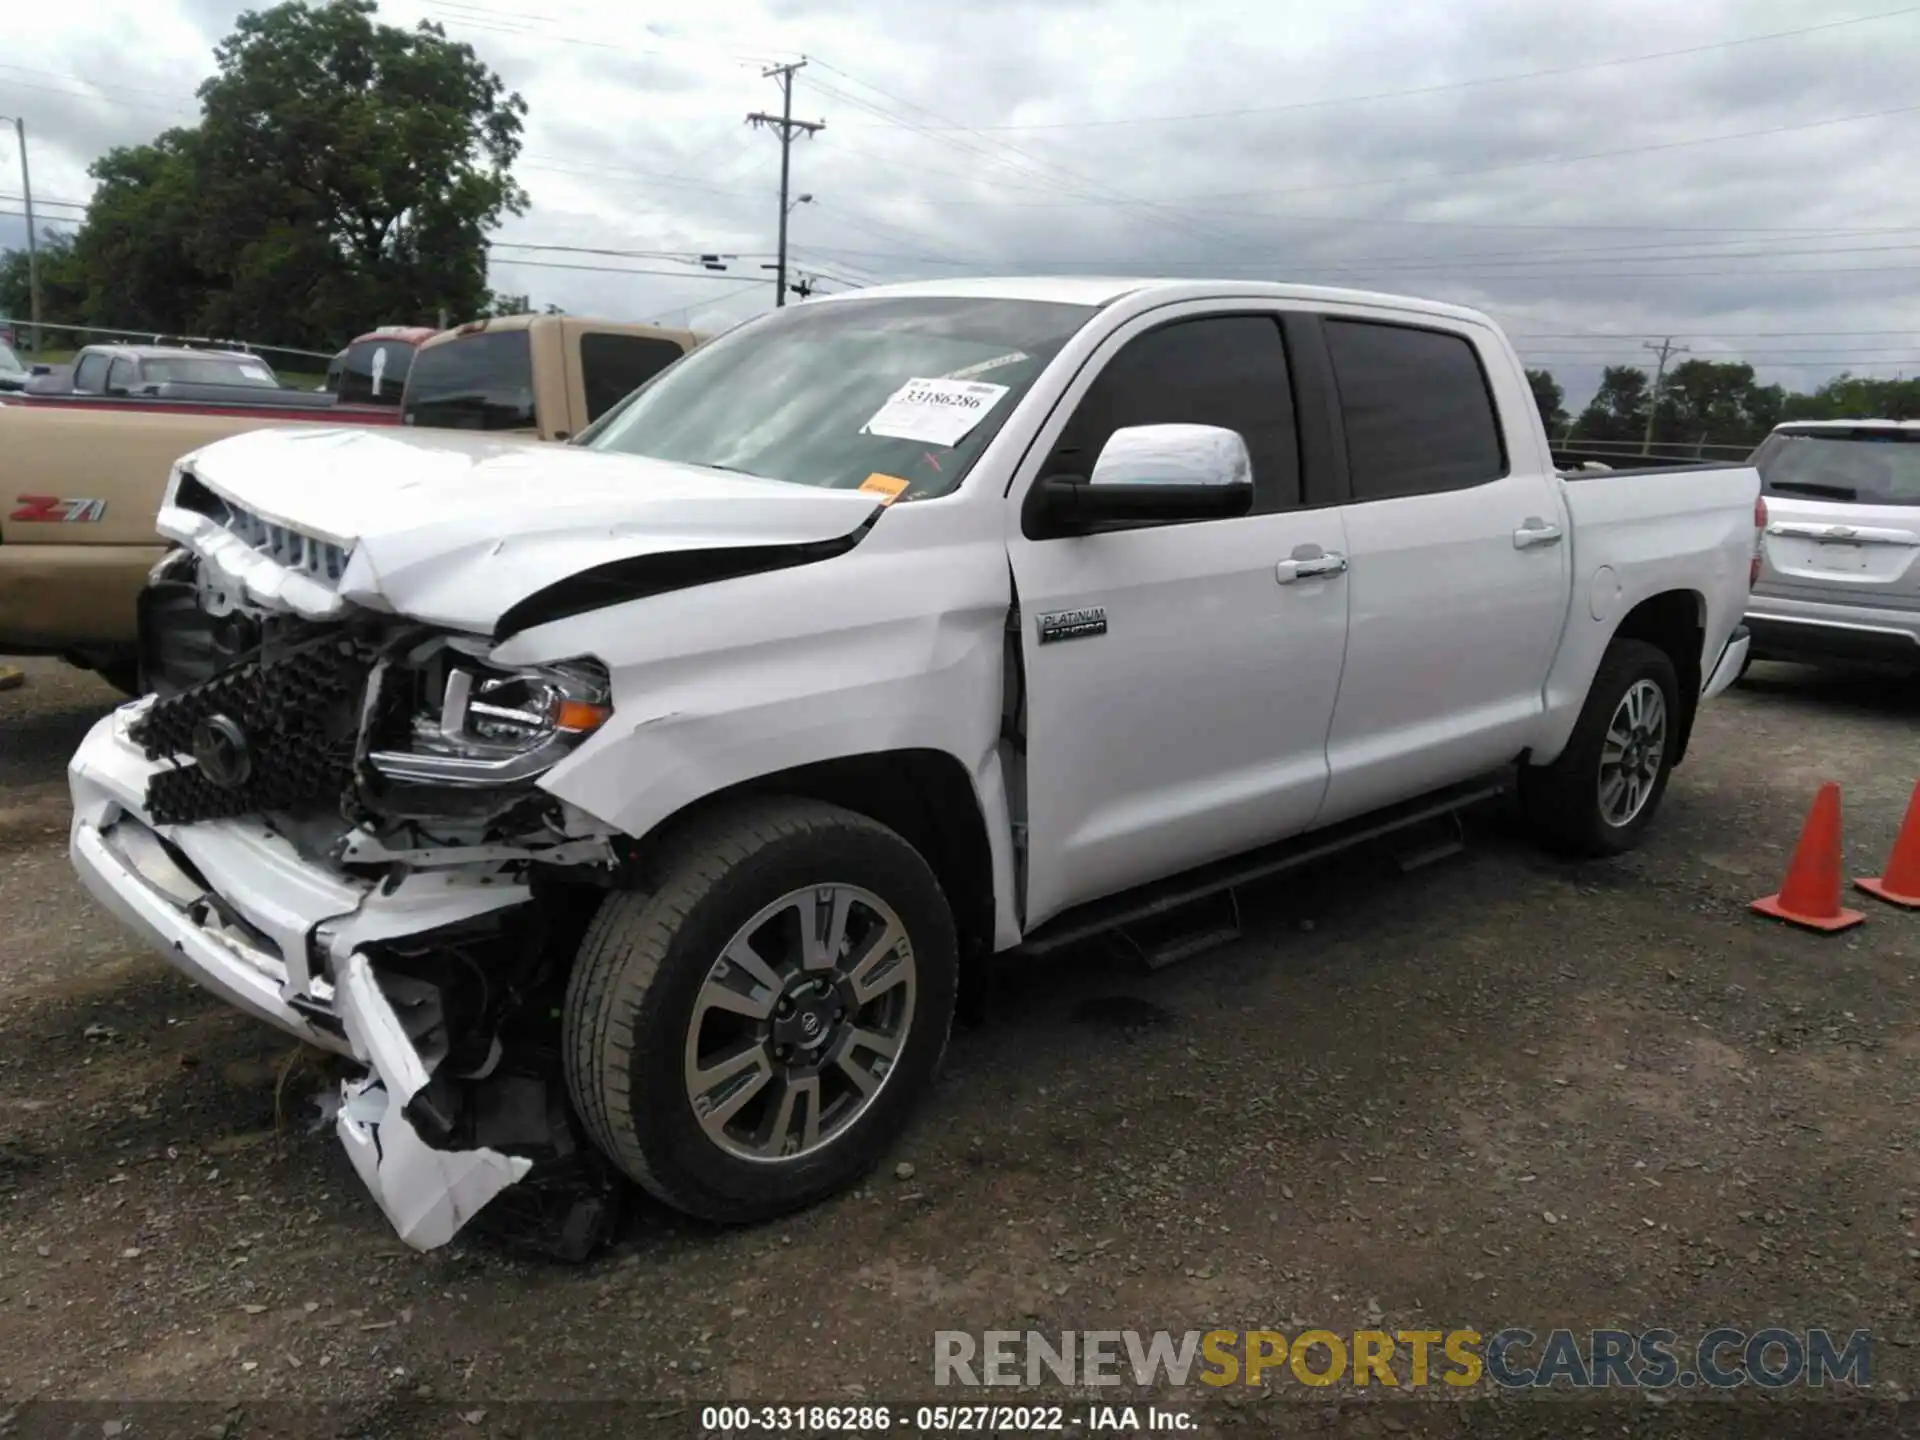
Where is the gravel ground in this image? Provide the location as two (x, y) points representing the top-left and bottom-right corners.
(3, 655), (1919, 1438)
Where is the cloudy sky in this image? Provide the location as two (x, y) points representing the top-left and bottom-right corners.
(6, 0), (1920, 410)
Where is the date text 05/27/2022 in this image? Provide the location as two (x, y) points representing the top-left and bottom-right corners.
(698, 1403), (1195, 1433)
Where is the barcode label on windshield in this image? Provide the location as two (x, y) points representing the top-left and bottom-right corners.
(861, 377), (1010, 447)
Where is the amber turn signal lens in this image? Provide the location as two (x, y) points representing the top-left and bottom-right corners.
(553, 699), (612, 733)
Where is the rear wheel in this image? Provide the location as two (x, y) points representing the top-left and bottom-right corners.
(563, 797), (957, 1223)
(1521, 638), (1679, 858)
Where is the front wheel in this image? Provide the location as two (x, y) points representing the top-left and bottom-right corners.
(563, 797), (958, 1223)
(1521, 638), (1680, 858)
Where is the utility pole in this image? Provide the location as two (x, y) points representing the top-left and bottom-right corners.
(747, 60), (823, 308)
(1, 116), (39, 354)
(1640, 336), (1689, 456)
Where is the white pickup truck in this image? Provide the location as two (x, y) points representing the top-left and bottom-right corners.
(67, 278), (1760, 1254)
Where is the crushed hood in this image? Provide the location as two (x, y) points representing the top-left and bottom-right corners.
(168, 426), (883, 634)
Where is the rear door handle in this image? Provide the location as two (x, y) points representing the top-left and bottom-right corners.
(1513, 518), (1563, 550)
(1276, 548), (1348, 583)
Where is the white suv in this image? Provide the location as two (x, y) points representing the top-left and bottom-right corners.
(1747, 421), (1920, 673)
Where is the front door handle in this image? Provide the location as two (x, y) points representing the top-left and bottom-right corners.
(1276, 547), (1348, 583)
(1513, 518), (1564, 550)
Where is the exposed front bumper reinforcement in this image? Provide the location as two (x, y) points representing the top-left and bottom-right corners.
(68, 704), (541, 1249)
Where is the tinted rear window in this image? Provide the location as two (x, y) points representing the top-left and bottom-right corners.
(1754, 430), (1920, 506)
(337, 338), (417, 405)
(1325, 319), (1506, 501)
(142, 356), (279, 387)
(579, 332), (687, 423)
(402, 331), (535, 431)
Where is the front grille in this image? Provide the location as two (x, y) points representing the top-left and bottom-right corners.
(226, 506), (351, 583)
(130, 632), (379, 825)
(175, 470), (352, 583)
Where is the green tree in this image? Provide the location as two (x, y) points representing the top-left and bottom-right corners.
(0, 229), (89, 345)
(1779, 373), (1920, 422)
(72, 130), (216, 336)
(2, 0), (526, 351)
(1575, 366), (1651, 445)
(1652, 359), (1782, 453)
(1525, 368), (1568, 434)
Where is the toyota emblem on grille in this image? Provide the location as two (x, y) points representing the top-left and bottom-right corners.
(191, 714), (253, 789)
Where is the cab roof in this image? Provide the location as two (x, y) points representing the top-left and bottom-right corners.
(80, 344), (265, 363)
(813, 275), (1499, 328)
(1773, 419), (1920, 433)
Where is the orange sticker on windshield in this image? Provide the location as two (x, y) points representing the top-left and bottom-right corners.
(859, 473), (910, 504)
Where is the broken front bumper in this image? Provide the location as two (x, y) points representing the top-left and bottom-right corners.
(68, 704), (536, 1248)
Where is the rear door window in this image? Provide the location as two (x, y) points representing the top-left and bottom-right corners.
(1324, 319), (1507, 501)
(579, 332), (688, 423)
(337, 339), (416, 405)
(402, 331), (536, 431)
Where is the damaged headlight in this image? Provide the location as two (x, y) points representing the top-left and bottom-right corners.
(367, 654), (612, 788)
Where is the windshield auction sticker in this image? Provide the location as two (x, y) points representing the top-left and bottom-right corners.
(861, 377), (1010, 447)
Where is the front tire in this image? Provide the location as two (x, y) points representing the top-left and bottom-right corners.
(1521, 638), (1679, 858)
(563, 797), (958, 1223)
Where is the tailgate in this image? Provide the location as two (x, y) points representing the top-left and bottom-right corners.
(1753, 429), (1920, 601)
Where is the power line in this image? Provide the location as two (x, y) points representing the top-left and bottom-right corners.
(640, 278), (769, 325)
(0, 192), (86, 212)
(880, 101), (1920, 210)
(1520, 353), (1920, 364)
(805, 60), (1284, 269)
(789, 233), (1920, 274)
(747, 59), (825, 308)
(1512, 329), (1920, 338)
(488, 256), (775, 280)
(1642, 337), (1687, 455)
(490, 240), (775, 261)
(0, 75), (195, 116)
(833, 5), (1920, 132)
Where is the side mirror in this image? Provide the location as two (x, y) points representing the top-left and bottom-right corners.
(1036, 423), (1254, 534)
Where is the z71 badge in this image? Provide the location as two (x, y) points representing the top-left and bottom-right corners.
(1037, 606), (1108, 644)
(9, 495), (107, 523)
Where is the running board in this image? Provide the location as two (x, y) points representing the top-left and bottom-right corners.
(1013, 772), (1511, 959)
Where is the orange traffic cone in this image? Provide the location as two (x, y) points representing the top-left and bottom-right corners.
(1856, 780), (1920, 910)
(1751, 782), (1866, 932)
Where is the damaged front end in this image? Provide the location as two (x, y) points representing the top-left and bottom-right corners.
(71, 529), (627, 1258)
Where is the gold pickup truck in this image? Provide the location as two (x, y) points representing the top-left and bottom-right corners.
(0, 314), (699, 688)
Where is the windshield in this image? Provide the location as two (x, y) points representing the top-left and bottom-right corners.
(144, 356), (279, 387)
(1754, 430), (1920, 506)
(0, 342), (22, 375)
(583, 296), (1095, 500)
(403, 330), (535, 430)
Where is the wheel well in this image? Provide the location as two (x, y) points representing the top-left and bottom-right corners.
(635, 750), (998, 965)
(1613, 590), (1704, 765)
